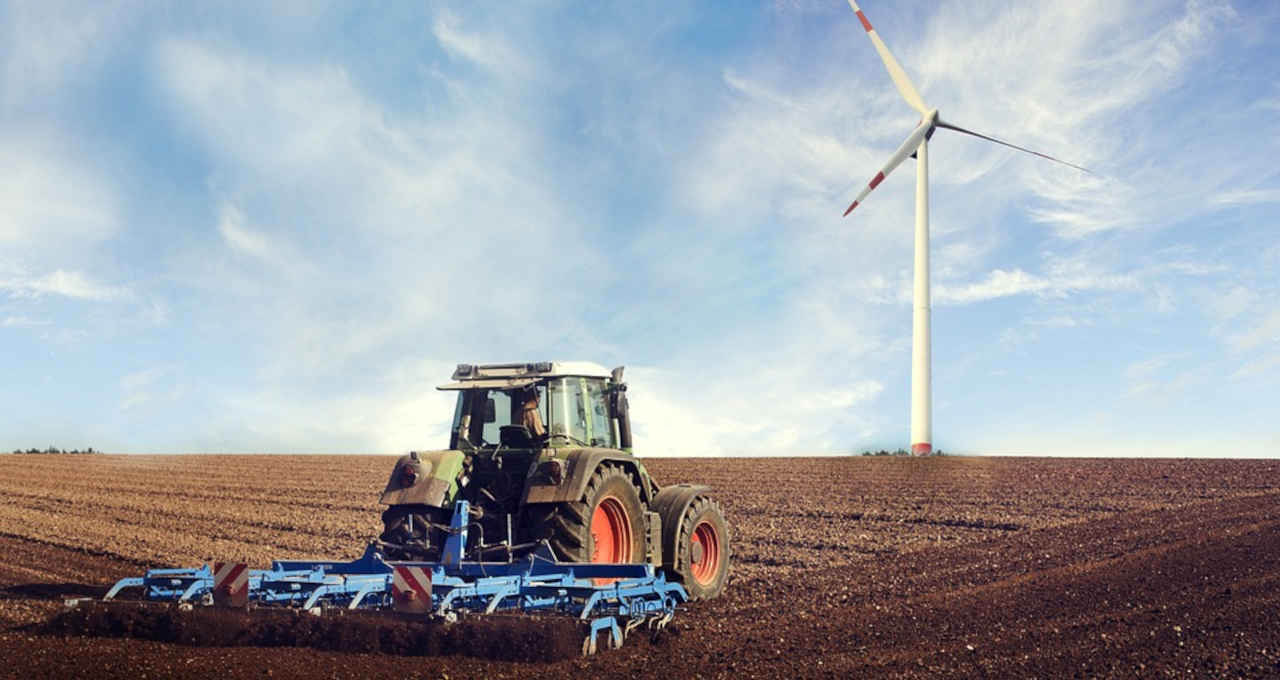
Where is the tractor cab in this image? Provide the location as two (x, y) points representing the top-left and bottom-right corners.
(440, 362), (632, 453)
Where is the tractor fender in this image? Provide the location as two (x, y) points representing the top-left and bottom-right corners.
(379, 450), (465, 508)
(521, 448), (654, 506)
(650, 483), (711, 570)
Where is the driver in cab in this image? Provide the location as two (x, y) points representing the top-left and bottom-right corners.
(518, 387), (546, 438)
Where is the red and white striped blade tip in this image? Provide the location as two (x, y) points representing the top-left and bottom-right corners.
(845, 1), (928, 114)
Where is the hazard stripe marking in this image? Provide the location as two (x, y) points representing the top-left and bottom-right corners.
(213, 562), (248, 594)
(392, 566), (432, 604)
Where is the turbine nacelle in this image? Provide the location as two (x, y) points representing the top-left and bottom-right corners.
(920, 109), (939, 130)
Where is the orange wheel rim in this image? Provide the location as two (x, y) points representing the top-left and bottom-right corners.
(689, 520), (721, 585)
(590, 497), (632, 563)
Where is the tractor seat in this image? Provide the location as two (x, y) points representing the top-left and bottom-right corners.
(499, 425), (535, 447)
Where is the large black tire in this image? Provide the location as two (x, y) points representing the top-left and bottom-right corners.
(523, 464), (647, 564)
(666, 496), (730, 600)
(379, 504), (449, 561)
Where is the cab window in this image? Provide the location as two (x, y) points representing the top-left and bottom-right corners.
(584, 379), (613, 447)
(480, 390), (513, 445)
(547, 378), (590, 446)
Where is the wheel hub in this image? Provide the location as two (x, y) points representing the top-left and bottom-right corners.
(590, 496), (633, 563)
(689, 520), (721, 586)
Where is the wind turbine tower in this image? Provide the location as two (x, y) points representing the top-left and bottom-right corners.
(842, 1), (1089, 456)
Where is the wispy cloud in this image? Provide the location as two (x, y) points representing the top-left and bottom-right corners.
(430, 9), (538, 80)
(2, 315), (49, 328)
(1232, 352), (1280, 380)
(1, 269), (128, 302)
(1213, 189), (1280, 206)
(217, 205), (274, 261)
(0, 1), (136, 108)
(933, 267), (1138, 304)
(1229, 308), (1280, 352)
(0, 137), (119, 249)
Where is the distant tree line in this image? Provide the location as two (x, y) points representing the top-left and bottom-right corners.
(10, 446), (100, 455)
(858, 448), (947, 456)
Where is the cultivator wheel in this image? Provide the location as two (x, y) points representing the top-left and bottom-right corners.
(669, 496), (730, 600)
(523, 464), (646, 565)
(379, 504), (449, 561)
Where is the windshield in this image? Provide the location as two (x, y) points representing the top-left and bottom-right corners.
(451, 383), (547, 448)
(449, 377), (615, 449)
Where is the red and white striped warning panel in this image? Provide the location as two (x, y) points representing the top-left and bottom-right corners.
(212, 562), (249, 607)
(391, 565), (433, 613)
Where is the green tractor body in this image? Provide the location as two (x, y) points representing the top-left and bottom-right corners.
(378, 361), (729, 599)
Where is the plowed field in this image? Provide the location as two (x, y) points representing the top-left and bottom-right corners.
(2, 454), (1279, 678)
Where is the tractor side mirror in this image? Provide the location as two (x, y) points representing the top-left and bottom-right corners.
(483, 398), (497, 423)
(615, 390), (632, 451)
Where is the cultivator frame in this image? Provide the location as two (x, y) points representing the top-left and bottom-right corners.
(98, 501), (686, 654)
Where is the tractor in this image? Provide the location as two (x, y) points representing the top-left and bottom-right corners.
(377, 361), (730, 599)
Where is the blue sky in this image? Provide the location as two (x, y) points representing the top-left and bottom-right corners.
(2, 0), (1277, 456)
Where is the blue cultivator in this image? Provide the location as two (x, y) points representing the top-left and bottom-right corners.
(101, 501), (686, 655)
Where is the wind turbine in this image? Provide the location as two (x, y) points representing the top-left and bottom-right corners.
(842, 1), (1089, 456)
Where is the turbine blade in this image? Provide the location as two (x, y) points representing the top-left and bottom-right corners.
(844, 120), (931, 217)
(935, 120), (1092, 174)
(847, 1), (928, 115)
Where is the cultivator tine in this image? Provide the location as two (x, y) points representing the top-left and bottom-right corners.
(212, 562), (249, 608)
(583, 617), (624, 656)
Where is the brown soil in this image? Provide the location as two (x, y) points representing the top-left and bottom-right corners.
(1, 454), (1279, 678)
(40, 605), (582, 662)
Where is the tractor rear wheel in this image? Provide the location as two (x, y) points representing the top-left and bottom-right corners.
(667, 496), (730, 600)
(379, 504), (449, 561)
(524, 464), (646, 564)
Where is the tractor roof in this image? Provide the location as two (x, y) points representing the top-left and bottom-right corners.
(437, 361), (613, 390)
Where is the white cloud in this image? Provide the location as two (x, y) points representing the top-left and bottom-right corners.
(0, 1), (136, 108)
(998, 326), (1039, 349)
(213, 358), (459, 453)
(1229, 308), (1280, 352)
(0, 137), (119, 248)
(1, 269), (127, 302)
(722, 69), (799, 110)
(217, 205), (274, 260)
(1213, 189), (1280, 206)
(1233, 353), (1280, 380)
(933, 267), (1138, 305)
(430, 9), (537, 80)
(1126, 355), (1168, 381)
(119, 365), (188, 413)
(1032, 315), (1082, 328)
(1, 315), (49, 327)
(800, 382), (885, 410)
(146, 31), (627, 439)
